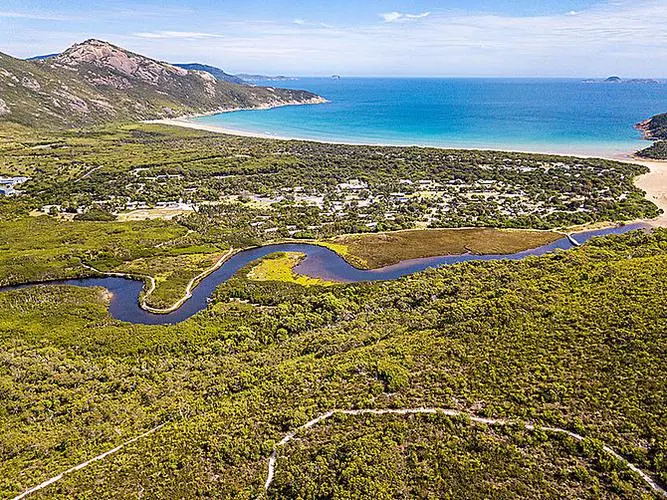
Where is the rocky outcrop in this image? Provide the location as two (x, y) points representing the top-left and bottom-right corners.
(0, 98), (10, 117)
(52, 39), (188, 86)
(636, 113), (667, 141)
(21, 75), (41, 91)
(635, 113), (667, 159)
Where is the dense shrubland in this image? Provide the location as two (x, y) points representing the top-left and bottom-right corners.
(0, 123), (664, 497)
(270, 413), (654, 499)
(0, 229), (665, 497)
(637, 141), (667, 160)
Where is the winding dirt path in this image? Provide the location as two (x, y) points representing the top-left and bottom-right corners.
(73, 165), (102, 183)
(263, 408), (667, 497)
(12, 422), (168, 500)
(12, 407), (665, 498)
(82, 247), (235, 314)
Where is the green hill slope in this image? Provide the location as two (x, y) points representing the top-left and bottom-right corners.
(635, 113), (667, 159)
(173, 63), (246, 84)
(0, 39), (324, 129)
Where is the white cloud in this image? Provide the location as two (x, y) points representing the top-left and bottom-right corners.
(293, 18), (306, 25)
(0, 10), (72, 21)
(7, 0), (667, 77)
(133, 31), (224, 40)
(380, 11), (431, 23)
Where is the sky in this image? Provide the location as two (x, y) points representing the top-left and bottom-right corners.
(1, 0), (666, 77)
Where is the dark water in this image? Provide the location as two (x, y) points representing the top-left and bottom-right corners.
(1, 223), (650, 325)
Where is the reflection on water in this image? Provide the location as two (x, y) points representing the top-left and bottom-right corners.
(1, 223), (650, 325)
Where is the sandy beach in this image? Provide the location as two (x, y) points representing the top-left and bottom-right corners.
(624, 157), (667, 227)
(149, 118), (295, 141)
(153, 117), (667, 228)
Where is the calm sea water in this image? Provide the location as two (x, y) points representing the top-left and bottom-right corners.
(194, 78), (667, 156)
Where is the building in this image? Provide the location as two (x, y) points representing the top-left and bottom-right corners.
(0, 176), (29, 196)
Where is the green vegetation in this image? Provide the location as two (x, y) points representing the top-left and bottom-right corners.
(0, 216), (228, 308)
(0, 40), (320, 129)
(247, 252), (336, 287)
(0, 121), (664, 497)
(637, 141), (667, 160)
(636, 113), (667, 159)
(1, 121), (656, 307)
(637, 113), (667, 141)
(0, 122), (658, 235)
(271, 413), (654, 498)
(115, 252), (225, 309)
(328, 228), (562, 268)
(0, 229), (665, 497)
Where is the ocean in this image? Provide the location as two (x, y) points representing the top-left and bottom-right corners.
(192, 78), (667, 156)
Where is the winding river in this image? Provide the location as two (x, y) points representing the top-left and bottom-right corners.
(1, 223), (650, 325)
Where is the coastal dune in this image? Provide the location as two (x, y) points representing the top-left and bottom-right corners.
(628, 157), (667, 226)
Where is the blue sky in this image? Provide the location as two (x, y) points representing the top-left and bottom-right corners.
(1, 0), (666, 77)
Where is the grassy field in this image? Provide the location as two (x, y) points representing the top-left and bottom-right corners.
(0, 216), (188, 284)
(114, 252), (225, 309)
(246, 252), (336, 287)
(0, 229), (665, 498)
(327, 228), (563, 268)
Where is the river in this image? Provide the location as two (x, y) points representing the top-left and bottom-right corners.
(0, 223), (650, 325)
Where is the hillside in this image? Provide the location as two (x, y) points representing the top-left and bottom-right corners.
(636, 113), (667, 159)
(636, 113), (667, 141)
(25, 53), (59, 61)
(0, 39), (324, 128)
(173, 63), (246, 85)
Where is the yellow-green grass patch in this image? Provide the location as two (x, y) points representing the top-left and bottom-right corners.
(247, 252), (336, 286)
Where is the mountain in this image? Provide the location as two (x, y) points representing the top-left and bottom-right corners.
(636, 112), (667, 141)
(236, 73), (297, 82)
(173, 63), (245, 85)
(25, 54), (59, 61)
(0, 39), (324, 128)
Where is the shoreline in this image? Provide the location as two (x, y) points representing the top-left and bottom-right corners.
(151, 116), (667, 228)
(151, 115), (638, 158)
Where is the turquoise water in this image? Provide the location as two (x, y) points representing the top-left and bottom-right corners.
(194, 78), (667, 155)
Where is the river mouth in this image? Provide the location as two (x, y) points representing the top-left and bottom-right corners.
(0, 223), (650, 325)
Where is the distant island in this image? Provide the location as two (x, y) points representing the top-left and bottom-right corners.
(236, 73), (297, 82)
(332, 74), (342, 80)
(583, 76), (661, 84)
